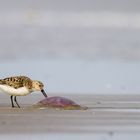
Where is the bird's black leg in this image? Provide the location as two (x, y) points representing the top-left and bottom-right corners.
(14, 96), (20, 108)
(10, 95), (14, 108)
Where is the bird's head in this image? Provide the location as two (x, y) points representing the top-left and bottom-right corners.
(32, 80), (47, 98)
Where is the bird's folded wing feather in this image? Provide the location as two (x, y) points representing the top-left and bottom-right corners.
(0, 76), (32, 89)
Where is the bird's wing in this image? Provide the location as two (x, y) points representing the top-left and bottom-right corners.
(2, 76), (32, 89)
(0, 80), (5, 84)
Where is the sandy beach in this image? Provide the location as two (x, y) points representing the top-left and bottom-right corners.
(0, 94), (140, 140)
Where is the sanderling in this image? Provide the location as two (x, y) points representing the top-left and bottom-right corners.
(0, 76), (47, 108)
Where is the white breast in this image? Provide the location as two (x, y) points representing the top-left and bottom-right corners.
(0, 85), (30, 96)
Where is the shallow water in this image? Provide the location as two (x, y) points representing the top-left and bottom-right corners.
(0, 59), (140, 94)
(1, 133), (140, 140)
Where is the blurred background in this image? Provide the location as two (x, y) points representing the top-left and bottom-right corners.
(0, 0), (140, 94)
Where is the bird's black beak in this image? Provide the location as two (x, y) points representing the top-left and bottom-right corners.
(41, 89), (48, 98)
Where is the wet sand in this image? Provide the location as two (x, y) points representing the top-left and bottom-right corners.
(0, 94), (140, 135)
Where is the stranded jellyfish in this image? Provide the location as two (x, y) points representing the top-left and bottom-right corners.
(36, 96), (88, 110)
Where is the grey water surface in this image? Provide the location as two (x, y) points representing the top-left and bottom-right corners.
(1, 59), (140, 94)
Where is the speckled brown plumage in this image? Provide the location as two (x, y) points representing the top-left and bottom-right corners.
(0, 76), (32, 90)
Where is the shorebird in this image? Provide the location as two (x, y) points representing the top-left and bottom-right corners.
(0, 76), (47, 108)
